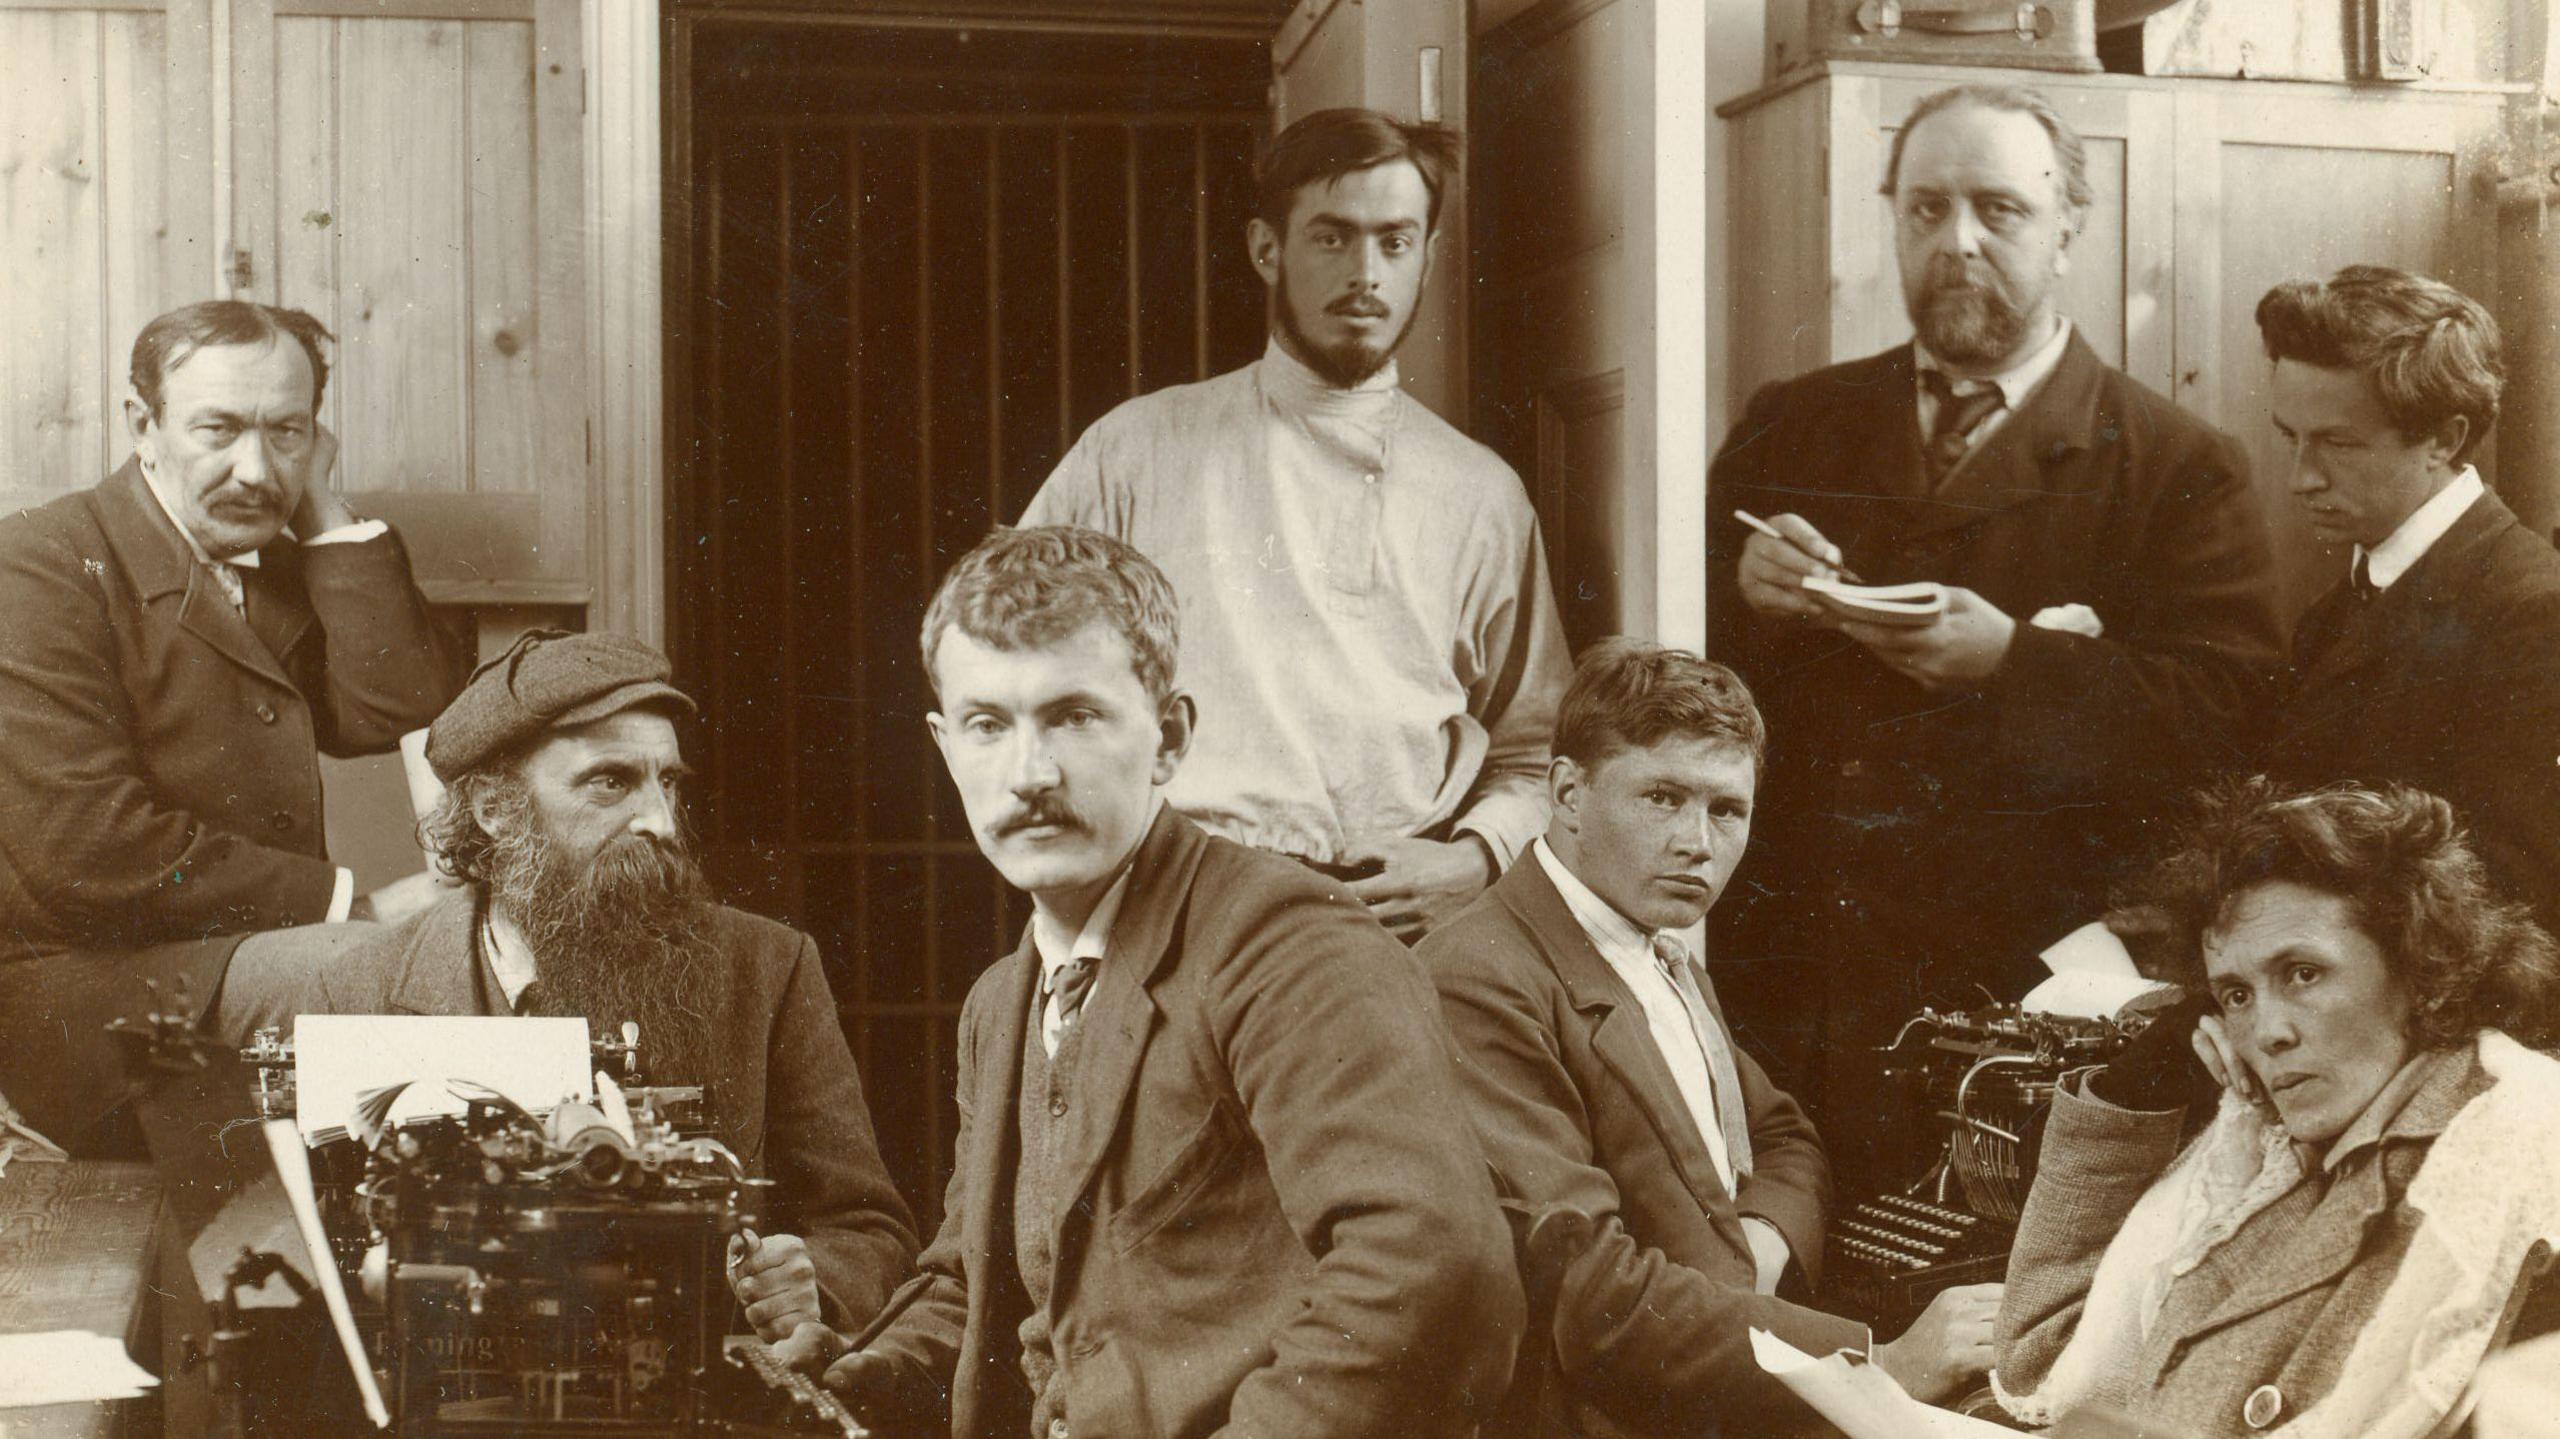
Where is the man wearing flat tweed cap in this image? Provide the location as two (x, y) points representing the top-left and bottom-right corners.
(296, 628), (921, 1340)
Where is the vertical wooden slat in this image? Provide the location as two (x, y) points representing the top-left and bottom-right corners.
(916, 123), (934, 581)
(464, 18), (537, 499)
(777, 138), (797, 847)
(99, 10), (172, 477)
(1053, 125), (1070, 460)
(1192, 123), (1209, 383)
(844, 134), (866, 845)
(272, 17), (336, 427)
(228, 0), (276, 302)
(701, 133), (729, 845)
(162, 0), (215, 316)
(0, 9), (105, 498)
(1122, 123), (1140, 399)
(528, 0), (587, 579)
(985, 125), (1002, 528)
(334, 16), (468, 491)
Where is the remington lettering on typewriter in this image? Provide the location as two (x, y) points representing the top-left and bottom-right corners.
(113, 1005), (883, 1438)
(1819, 1005), (2146, 1331)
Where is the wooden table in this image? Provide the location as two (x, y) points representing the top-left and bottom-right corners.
(0, 1161), (163, 1439)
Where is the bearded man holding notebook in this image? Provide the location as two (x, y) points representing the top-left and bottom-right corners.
(1703, 83), (2282, 1195)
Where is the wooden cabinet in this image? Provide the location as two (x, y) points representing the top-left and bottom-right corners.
(0, 0), (589, 608)
(1720, 60), (2511, 620)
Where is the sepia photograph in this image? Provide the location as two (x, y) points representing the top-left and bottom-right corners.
(2, 0), (2558, 1435)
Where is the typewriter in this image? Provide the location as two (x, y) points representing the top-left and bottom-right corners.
(1820, 1004), (2143, 1331)
(119, 1006), (884, 1437)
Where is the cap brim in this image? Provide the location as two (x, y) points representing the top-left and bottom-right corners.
(551, 679), (697, 729)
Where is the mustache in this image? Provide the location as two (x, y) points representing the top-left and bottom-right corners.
(997, 801), (1084, 837)
(1328, 293), (1391, 318)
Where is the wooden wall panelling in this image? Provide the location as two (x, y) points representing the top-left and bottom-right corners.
(1726, 74), (1829, 403)
(231, 0), (585, 604)
(1, 0), (213, 512)
(1535, 368), (1629, 650)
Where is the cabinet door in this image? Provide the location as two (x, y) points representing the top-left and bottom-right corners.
(0, 0), (217, 512)
(228, 0), (588, 605)
(1271, 0), (1469, 423)
(2168, 85), (2503, 620)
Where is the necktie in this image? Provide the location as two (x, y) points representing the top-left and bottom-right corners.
(1920, 369), (2007, 489)
(205, 560), (247, 615)
(1043, 956), (1098, 1057)
(1652, 933), (1754, 1181)
(2350, 551), (2379, 602)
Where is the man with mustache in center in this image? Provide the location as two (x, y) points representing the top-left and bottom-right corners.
(295, 630), (920, 1341)
(775, 525), (1521, 1438)
(1704, 84), (2282, 1195)
(1021, 107), (1571, 942)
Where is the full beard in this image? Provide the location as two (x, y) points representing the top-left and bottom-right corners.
(1908, 262), (2034, 369)
(485, 821), (727, 1087)
(1273, 270), (1416, 389)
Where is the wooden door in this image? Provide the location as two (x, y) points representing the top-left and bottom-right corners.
(1271, 0), (1469, 424)
(667, 14), (1273, 1222)
(229, 0), (589, 606)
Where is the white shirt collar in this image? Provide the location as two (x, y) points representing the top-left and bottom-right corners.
(1915, 314), (2074, 410)
(2358, 467), (2484, 591)
(1260, 334), (1400, 406)
(138, 463), (266, 568)
(481, 904), (540, 1009)
(1029, 804), (1157, 986)
(1532, 837), (1657, 969)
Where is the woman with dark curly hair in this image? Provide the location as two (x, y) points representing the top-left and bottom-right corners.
(1991, 778), (2560, 1438)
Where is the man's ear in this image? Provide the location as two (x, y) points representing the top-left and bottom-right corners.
(1246, 218), (1281, 287)
(124, 394), (158, 468)
(1548, 756), (1585, 832)
(925, 710), (951, 756)
(1152, 690), (1197, 786)
(2428, 414), (2472, 469)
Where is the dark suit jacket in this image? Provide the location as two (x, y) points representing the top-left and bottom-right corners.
(302, 888), (921, 1329)
(1704, 336), (2282, 1179)
(857, 809), (1522, 1439)
(2263, 487), (2560, 931)
(0, 461), (467, 1143)
(1420, 856), (1866, 1437)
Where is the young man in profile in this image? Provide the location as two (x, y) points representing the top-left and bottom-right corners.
(1421, 639), (1999, 1436)
(781, 525), (1521, 1439)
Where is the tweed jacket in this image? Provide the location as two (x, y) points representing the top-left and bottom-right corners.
(2264, 488), (2560, 931)
(302, 888), (921, 1329)
(0, 460), (467, 1144)
(1703, 335), (2283, 1179)
(856, 809), (1523, 1439)
(1996, 1053), (2493, 1436)
(1420, 857), (1866, 1438)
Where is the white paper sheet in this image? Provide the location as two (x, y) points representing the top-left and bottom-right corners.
(293, 1014), (591, 1144)
(0, 1331), (158, 1409)
(1749, 1329), (2015, 1439)
(2024, 920), (2173, 1018)
(264, 1119), (391, 1427)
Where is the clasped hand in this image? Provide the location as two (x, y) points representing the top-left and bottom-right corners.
(1735, 514), (2016, 692)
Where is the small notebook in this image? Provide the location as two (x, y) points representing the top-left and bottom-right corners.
(1802, 576), (1948, 628)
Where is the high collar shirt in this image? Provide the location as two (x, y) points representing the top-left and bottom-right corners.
(1914, 315), (2075, 458)
(2358, 467), (2485, 592)
(480, 904), (541, 1012)
(1018, 341), (1570, 869)
(1532, 838), (1736, 1191)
